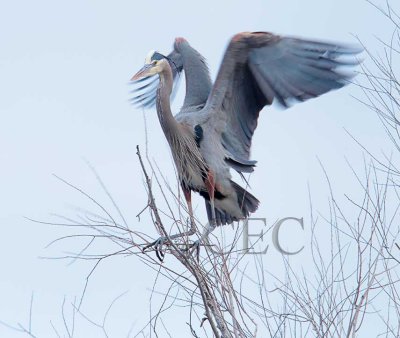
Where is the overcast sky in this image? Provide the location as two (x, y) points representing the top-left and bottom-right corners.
(0, 0), (398, 337)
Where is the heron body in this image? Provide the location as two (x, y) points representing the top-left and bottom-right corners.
(131, 32), (362, 231)
(154, 61), (252, 224)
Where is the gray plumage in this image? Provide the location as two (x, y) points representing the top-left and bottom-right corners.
(131, 32), (362, 229)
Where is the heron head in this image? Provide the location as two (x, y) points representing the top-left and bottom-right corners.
(131, 50), (168, 81)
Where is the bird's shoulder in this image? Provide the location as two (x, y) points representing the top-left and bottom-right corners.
(175, 106), (210, 125)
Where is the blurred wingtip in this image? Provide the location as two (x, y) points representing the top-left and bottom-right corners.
(128, 74), (158, 109)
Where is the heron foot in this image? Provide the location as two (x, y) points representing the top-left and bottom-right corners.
(183, 239), (201, 261)
(143, 236), (170, 262)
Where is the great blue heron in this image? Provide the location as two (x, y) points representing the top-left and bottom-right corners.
(131, 32), (361, 255)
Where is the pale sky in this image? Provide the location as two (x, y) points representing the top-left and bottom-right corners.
(0, 0), (397, 336)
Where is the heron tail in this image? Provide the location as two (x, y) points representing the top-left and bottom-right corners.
(230, 180), (259, 217)
(204, 181), (259, 226)
(205, 201), (237, 226)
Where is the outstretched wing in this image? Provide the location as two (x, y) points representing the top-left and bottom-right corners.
(205, 32), (362, 163)
(130, 50), (183, 109)
(130, 38), (212, 111)
(173, 38), (212, 111)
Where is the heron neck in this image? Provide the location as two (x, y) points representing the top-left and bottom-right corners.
(156, 66), (179, 139)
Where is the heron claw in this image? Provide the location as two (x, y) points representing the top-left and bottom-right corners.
(143, 236), (170, 262)
(183, 240), (201, 262)
(143, 236), (204, 262)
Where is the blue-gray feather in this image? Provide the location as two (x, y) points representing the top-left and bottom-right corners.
(130, 32), (362, 227)
(203, 33), (363, 162)
(174, 40), (212, 110)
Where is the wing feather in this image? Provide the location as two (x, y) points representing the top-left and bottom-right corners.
(130, 50), (183, 109)
(130, 39), (212, 111)
(204, 32), (362, 162)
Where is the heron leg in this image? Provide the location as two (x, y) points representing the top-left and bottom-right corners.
(143, 185), (197, 261)
(182, 185), (196, 235)
(156, 171), (216, 259)
(205, 170), (217, 225)
(185, 170), (217, 255)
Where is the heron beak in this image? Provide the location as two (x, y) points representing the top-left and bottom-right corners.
(131, 64), (154, 81)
